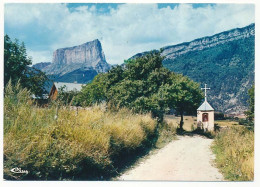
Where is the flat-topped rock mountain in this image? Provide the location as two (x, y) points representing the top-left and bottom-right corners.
(34, 39), (111, 83)
(131, 23), (255, 114)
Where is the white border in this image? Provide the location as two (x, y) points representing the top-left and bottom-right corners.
(0, 1), (259, 187)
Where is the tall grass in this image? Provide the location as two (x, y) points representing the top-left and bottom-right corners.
(212, 126), (254, 181)
(4, 81), (157, 180)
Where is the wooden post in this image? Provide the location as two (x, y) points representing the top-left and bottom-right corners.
(54, 106), (59, 120)
(76, 107), (78, 116)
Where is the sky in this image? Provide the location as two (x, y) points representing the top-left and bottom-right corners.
(4, 3), (255, 65)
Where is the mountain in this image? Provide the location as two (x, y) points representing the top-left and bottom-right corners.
(34, 39), (111, 83)
(32, 62), (51, 70)
(132, 23), (255, 114)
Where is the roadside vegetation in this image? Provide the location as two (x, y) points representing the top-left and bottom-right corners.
(4, 81), (157, 180)
(212, 85), (254, 181)
(212, 126), (254, 181)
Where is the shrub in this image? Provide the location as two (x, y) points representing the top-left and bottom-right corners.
(238, 119), (248, 125)
(214, 112), (225, 120)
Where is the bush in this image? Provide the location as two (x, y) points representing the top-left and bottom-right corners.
(4, 82), (157, 180)
(214, 112), (225, 120)
(238, 118), (254, 127)
(212, 126), (254, 181)
(238, 119), (248, 125)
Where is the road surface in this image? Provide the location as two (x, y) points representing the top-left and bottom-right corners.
(118, 135), (224, 181)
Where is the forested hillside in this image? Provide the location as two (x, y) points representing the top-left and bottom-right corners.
(163, 35), (254, 113)
(132, 24), (255, 114)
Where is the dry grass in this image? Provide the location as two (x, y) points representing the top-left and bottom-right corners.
(215, 120), (239, 127)
(165, 115), (242, 130)
(164, 115), (197, 131)
(4, 82), (157, 180)
(212, 126), (254, 181)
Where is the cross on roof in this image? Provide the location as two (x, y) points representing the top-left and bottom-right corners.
(201, 84), (210, 101)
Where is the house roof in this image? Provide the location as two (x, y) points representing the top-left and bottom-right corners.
(197, 100), (214, 111)
(54, 82), (85, 92)
(43, 80), (54, 93)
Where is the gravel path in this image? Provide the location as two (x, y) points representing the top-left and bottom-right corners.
(118, 135), (224, 181)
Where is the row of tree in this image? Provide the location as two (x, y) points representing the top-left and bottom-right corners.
(73, 51), (203, 127)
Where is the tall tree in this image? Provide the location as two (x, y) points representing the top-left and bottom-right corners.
(4, 35), (48, 96)
(245, 85), (254, 123)
(107, 51), (170, 121)
(165, 74), (203, 129)
(4, 35), (31, 86)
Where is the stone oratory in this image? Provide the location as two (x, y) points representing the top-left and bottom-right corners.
(197, 84), (214, 131)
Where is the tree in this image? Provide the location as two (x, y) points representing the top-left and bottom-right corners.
(4, 35), (48, 97)
(4, 35), (31, 86)
(106, 51), (171, 121)
(165, 74), (203, 130)
(77, 51), (203, 123)
(76, 73), (108, 106)
(245, 85), (254, 124)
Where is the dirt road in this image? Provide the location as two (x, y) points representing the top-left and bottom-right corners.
(118, 135), (224, 181)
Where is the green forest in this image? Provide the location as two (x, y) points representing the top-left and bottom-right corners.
(163, 36), (255, 112)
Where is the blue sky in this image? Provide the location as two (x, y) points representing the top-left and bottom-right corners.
(4, 3), (255, 65)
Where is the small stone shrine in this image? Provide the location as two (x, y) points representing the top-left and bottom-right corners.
(197, 84), (214, 131)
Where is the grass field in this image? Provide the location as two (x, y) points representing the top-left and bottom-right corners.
(164, 115), (197, 131)
(214, 120), (239, 127)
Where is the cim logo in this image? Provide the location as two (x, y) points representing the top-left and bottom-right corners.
(10, 167), (29, 174)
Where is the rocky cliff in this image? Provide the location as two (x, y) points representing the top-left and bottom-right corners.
(34, 39), (110, 83)
(161, 23), (255, 60)
(132, 23), (255, 114)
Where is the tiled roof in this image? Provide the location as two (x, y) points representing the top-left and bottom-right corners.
(197, 100), (214, 111)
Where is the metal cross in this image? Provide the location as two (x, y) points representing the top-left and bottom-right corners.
(201, 84), (210, 101)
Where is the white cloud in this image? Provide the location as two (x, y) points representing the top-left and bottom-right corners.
(5, 3), (255, 65)
(27, 50), (53, 64)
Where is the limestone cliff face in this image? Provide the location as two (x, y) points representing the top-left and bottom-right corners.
(36, 39), (111, 83)
(52, 39), (106, 68)
(43, 39), (110, 75)
(161, 23), (255, 60)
